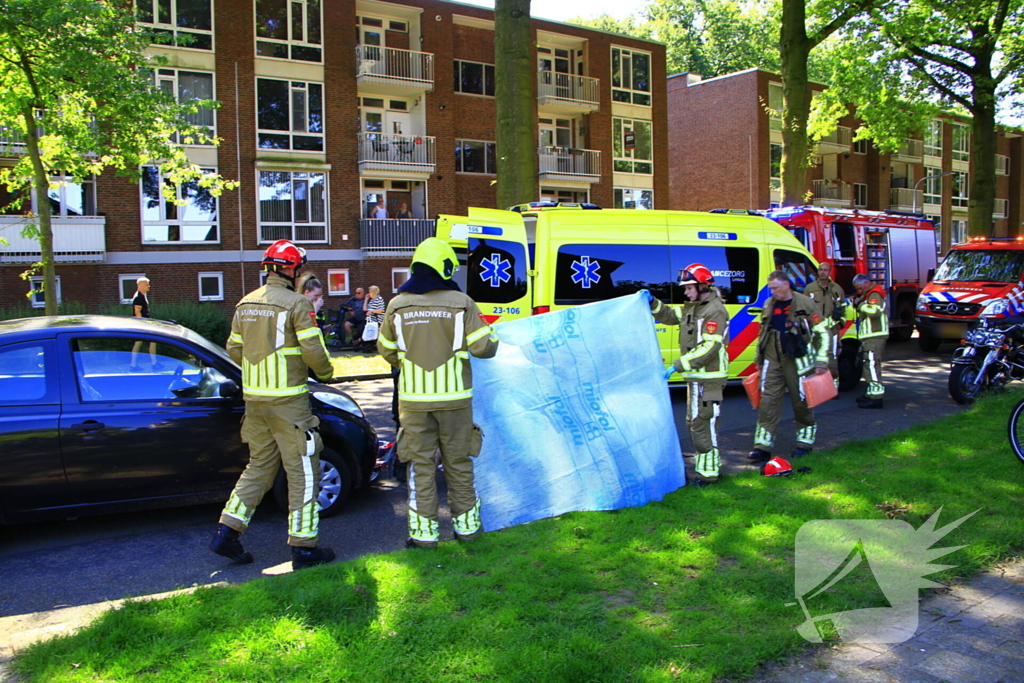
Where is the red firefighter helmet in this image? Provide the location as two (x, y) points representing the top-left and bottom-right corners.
(761, 457), (793, 477)
(678, 263), (715, 286)
(262, 240), (307, 270)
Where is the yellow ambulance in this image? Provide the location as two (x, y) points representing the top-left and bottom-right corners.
(436, 205), (821, 380)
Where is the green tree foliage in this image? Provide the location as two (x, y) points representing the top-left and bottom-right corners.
(818, 0), (1024, 236)
(494, 0), (537, 209)
(0, 0), (237, 314)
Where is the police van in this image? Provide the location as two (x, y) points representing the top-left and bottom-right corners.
(436, 206), (834, 383)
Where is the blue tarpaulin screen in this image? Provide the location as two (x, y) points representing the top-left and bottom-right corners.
(471, 292), (686, 532)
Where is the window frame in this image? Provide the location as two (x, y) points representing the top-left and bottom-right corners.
(257, 169), (329, 244)
(29, 276), (61, 309)
(153, 68), (216, 144)
(952, 170), (969, 208)
(612, 117), (653, 175)
(256, 77), (324, 152)
(923, 166), (943, 205)
(610, 46), (651, 106)
(924, 119), (943, 157)
(120, 274), (147, 305)
(453, 59), (496, 97)
(136, 0), (214, 51)
(392, 267), (410, 293)
(198, 272), (224, 302)
(254, 0), (323, 63)
(854, 183), (868, 208)
(46, 174), (98, 217)
(853, 137), (868, 155)
(327, 269), (350, 296)
(769, 143), (783, 190)
(140, 165), (220, 244)
(614, 188), (653, 209)
(455, 138), (498, 174)
(952, 123), (970, 162)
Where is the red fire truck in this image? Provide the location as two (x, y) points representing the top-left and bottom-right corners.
(765, 206), (938, 342)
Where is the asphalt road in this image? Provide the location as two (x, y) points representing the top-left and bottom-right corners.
(0, 338), (968, 644)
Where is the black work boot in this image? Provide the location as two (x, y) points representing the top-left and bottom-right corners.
(209, 524), (253, 565)
(747, 448), (772, 463)
(856, 394), (872, 404)
(791, 447), (813, 458)
(405, 537), (439, 549)
(291, 545), (336, 570)
(858, 398), (883, 409)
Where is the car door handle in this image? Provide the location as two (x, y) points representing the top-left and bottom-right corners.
(70, 421), (105, 432)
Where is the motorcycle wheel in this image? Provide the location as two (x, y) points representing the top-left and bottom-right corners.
(948, 363), (986, 405)
(1007, 396), (1024, 467)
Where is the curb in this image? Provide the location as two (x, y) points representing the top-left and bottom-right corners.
(330, 373), (392, 383)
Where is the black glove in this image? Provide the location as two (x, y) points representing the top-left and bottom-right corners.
(831, 303), (846, 324)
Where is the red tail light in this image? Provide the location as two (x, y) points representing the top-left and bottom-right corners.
(532, 306), (550, 316)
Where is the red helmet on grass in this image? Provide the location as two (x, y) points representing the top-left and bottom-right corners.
(761, 457), (793, 477)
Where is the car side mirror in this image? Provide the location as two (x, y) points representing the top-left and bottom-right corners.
(220, 379), (240, 397)
(926, 268), (935, 282)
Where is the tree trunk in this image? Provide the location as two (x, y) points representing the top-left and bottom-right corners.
(779, 0), (813, 207)
(967, 74), (997, 237)
(22, 106), (56, 315)
(494, 0), (536, 210)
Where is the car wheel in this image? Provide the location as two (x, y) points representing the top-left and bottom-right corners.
(273, 447), (352, 518)
(889, 299), (915, 342)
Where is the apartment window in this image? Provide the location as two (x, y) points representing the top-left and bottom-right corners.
(258, 170), (327, 243)
(770, 143), (782, 190)
(926, 215), (942, 252)
(197, 272), (223, 301)
(153, 68), (215, 143)
(853, 137), (868, 155)
(614, 188), (653, 210)
(951, 219), (967, 244)
(392, 267), (410, 293)
(255, 0), (322, 62)
(924, 166), (943, 205)
(952, 171), (969, 208)
(136, 0), (213, 50)
(767, 82), (783, 129)
(47, 175), (97, 216)
(453, 60), (495, 97)
(327, 269), (349, 296)
(141, 166), (218, 243)
(613, 118), (652, 174)
(29, 276), (61, 309)
(455, 139), (497, 174)
(119, 274), (147, 304)
(389, 20), (407, 32)
(854, 183), (867, 207)
(924, 119), (943, 156)
(611, 47), (651, 106)
(257, 79), (323, 151)
(952, 123), (970, 162)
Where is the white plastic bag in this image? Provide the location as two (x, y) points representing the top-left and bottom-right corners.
(362, 320), (379, 341)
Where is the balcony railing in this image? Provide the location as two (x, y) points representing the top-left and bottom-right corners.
(997, 155), (1011, 176)
(357, 133), (436, 174)
(360, 219), (436, 255)
(356, 46), (434, 92)
(0, 215), (105, 263)
(0, 126), (26, 156)
(537, 146), (601, 182)
(889, 187), (918, 211)
(811, 179), (852, 206)
(892, 139), (924, 162)
(537, 72), (600, 114)
(814, 126), (853, 154)
(994, 199), (1009, 219)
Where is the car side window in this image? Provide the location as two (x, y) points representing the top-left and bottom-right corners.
(0, 342), (58, 406)
(72, 337), (232, 402)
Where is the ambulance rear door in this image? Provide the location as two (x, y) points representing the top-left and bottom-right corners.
(436, 208), (531, 326)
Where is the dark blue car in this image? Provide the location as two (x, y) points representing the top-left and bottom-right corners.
(0, 315), (377, 524)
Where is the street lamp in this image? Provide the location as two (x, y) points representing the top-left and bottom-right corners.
(912, 171), (955, 215)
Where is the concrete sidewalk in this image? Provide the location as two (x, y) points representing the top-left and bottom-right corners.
(758, 559), (1024, 683)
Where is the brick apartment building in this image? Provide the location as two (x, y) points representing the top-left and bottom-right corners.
(667, 68), (1024, 254)
(0, 0), (667, 315)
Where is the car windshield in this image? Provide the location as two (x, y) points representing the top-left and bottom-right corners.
(180, 327), (239, 369)
(934, 249), (1024, 284)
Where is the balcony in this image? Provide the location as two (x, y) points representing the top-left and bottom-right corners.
(536, 72), (600, 115)
(811, 179), (853, 207)
(994, 199), (1009, 219)
(814, 126), (852, 155)
(356, 46), (434, 96)
(997, 155), (1011, 176)
(0, 126), (26, 157)
(891, 139), (924, 163)
(889, 187), (918, 212)
(357, 133), (436, 176)
(0, 215), (105, 263)
(537, 147), (601, 183)
(360, 218), (436, 257)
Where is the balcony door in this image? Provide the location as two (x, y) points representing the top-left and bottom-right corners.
(539, 118), (572, 149)
(538, 45), (572, 99)
(358, 18), (385, 60)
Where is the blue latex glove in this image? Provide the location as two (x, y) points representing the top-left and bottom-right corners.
(664, 366), (676, 380)
(639, 289), (654, 306)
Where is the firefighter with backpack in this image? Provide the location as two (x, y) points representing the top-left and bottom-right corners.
(851, 273), (888, 409)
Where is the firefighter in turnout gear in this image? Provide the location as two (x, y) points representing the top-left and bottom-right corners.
(378, 238), (499, 548)
(804, 262), (847, 387)
(210, 240), (337, 571)
(852, 273), (888, 409)
(648, 264), (729, 484)
(748, 270), (831, 462)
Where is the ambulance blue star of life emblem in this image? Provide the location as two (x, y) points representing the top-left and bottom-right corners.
(479, 254), (512, 287)
(571, 256), (601, 288)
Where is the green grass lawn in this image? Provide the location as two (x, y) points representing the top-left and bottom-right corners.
(15, 390), (1024, 683)
(330, 352), (391, 378)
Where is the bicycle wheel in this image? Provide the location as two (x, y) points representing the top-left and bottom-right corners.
(1007, 395), (1024, 466)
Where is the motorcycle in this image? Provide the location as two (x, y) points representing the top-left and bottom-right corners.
(948, 300), (1024, 404)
